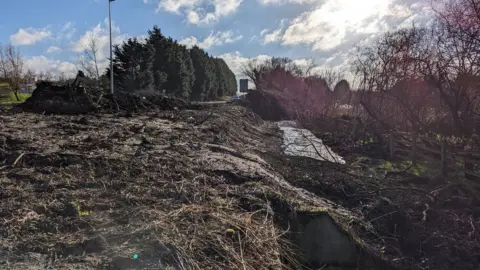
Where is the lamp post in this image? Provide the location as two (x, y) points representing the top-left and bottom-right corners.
(109, 0), (115, 94)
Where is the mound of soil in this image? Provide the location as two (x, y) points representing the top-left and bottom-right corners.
(18, 81), (191, 115)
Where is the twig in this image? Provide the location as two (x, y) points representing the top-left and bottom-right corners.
(422, 204), (430, 223)
(368, 210), (398, 223)
(238, 228), (247, 270)
(381, 164), (413, 181)
(12, 152), (25, 167)
(195, 111), (214, 126)
(468, 215), (476, 238)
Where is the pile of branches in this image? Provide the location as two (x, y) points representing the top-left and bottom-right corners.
(18, 81), (191, 115)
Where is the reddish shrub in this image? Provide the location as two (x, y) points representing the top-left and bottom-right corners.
(255, 68), (334, 123)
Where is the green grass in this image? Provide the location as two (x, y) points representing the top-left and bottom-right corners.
(71, 200), (94, 216)
(0, 90), (31, 106)
(358, 137), (374, 145)
(372, 160), (428, 177)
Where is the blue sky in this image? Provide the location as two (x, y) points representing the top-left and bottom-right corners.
(0, 0), (432, 83)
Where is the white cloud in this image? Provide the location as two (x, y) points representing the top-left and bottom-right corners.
(259, 19), (288, 45)
(281, 0), (417, 51)
(137, 35), (149, 43)
(9, 28), (51, 45)
(187, 10), (200, 24)
(292, 58), (315, 69)
(57, 22), (76, 41)
(218, 51), (270, 77)
(249, 35), (258, 43)
(261, 28), (282, 44)
(260, 20), (287, 45)
(178, 36), (199, 48)
(257, 0), (316, 5)
(217, 51), (272, 89)
(24, 56), (77, 78)
(46, 46), (62, 53)
(70, 20), (128, 71)
(155, 0), (242, 25)
(179, 30), (242, 49)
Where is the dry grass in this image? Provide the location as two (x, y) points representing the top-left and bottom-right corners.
(0, 106), (304, 269)
(3, 101), (475, 270)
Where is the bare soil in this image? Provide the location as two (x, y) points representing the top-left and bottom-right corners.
(1, 104), (371, 270)
(1, 101), (479, 269)
(0, 105), (293, 269)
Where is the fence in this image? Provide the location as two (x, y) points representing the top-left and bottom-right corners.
(388, 132), (480, 179)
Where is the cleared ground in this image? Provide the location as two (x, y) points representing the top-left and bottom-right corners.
(1, 103), (478, 269)
(1, 105), (357, 269)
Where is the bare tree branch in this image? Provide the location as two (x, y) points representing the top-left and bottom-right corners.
(0, 43), (24, 101)
(78, 33), (101, 87)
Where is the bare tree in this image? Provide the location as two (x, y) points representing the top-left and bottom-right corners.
(350, 25), (436, 135)
(351, 0), (480, 138)
(242, 57), (303, 90)
(78, 33), (101, 81)
(0, 45), (9, 78)
(417, 0), (480, 136)
(297, 59), (317, 77)
(242, 59), (263, 89)
(0, 43), (24, 101)
(24, 69), (36, 83)
(430, 0), (480, 47)
(23, 69), (36, 92)
(36, 71), (54, 81)
(58, 72), (68, 83)
(315, 68), (345, 91)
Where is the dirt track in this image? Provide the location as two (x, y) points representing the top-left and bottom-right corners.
(1, 104), (479, 270)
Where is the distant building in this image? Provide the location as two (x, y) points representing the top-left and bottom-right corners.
(239, 79), (248, 93)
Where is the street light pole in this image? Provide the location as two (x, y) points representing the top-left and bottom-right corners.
(109, 0), (114, 94)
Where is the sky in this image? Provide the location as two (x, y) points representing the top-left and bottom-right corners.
(0, 0), (434, 86)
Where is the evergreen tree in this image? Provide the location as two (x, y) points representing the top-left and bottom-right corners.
(205, 57), (218, 100)
(107, 25), (238, 100)
(210, 58), (238, 98)
(190, 46), (210, 101)
(147, 26), (195, 99)
(221, 58), (238, 96)
(146, 26), (169, 91)
(110, 38), (155, 92)
(171, 43), (195, 99)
